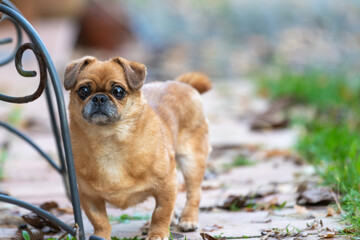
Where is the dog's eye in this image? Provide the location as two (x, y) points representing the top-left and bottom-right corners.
(112, 86), (126, 100)
(77, 86), (91, 100)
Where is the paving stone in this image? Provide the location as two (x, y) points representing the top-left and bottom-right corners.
(0, 59), (344, 240)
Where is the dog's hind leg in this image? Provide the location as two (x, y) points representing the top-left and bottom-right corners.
(176, 127), (210, 232)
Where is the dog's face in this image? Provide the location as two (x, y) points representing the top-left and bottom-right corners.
(64, 56), (147, 126)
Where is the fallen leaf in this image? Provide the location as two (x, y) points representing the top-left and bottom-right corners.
(253, 185), (277, 198)
(22, 213), (43, 229)
(263, 149), (293, 159)
(218, 195), (247, 210)
(294, 204), (308, 215)
(319, 231), (336, 238)
(57, 206), (73, 215)
(40, 201), (58, 211)
(250, 112), (289, 131)
(200, 232), (225, 240)
(13, 225), (44, 240)
(297, 182), (308, 193)
(201, 224), (223, 232)
(326, 206), (336, 217)
(342, 228), (355, 234)
(297, 188), (334, 206)
(22, 212), (61, 233)
(306, 220), (321, 230)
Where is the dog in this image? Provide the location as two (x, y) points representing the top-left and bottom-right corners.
(64, 56), (211, 240)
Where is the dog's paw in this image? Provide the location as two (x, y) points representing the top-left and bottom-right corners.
(145, 236), (168, 240)
(178, 221), (198, 232)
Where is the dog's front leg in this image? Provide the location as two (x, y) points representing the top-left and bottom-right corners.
(147, 182), (177, 240)
(79, 191), (111, 239)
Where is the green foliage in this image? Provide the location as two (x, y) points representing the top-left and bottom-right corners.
(8, 107), (23, 126)
(109, 213), (150, 223)
(229, 200), (241, 212)
(256, 67), (360, 235)
(213, 233), (224, 238)
(0, 144), (9, 180)
(232, 156), (255, 167)
(22, 231), (30, 240)
(223, 155), (255, 170)
(47, 234), (77, 240)
(111, 236), (140, 240)
(169, 230), (174, 240)
(257, 69), (360, 110)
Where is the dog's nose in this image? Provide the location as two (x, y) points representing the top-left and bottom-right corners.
(92, 94), (108, 106)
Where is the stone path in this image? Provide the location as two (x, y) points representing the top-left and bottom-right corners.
(0, 79), (346, 240)
(0, 19), (346, 240)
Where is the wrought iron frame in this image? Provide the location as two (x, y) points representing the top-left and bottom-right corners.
(0, 1), (102, 239)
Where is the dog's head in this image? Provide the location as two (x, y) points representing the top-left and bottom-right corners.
(64, 56), (147, 126)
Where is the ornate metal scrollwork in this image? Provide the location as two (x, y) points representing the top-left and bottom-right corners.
(0, 0), (87, 239)
(0, 13), (22, 66)
(0, 11), (46, 103)
(0, 42), (47, 103)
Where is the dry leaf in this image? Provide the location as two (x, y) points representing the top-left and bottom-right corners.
(13, 225), (44, 240)
(342, 228), (355, 233)
(201, 224), (223, 232)
(57, 206), (73, 215)
(219, 195), (247, 209)
(306, 220), (320, 230)
(319, 231), (336, 238)
(263, 149), (292, 159)
(200, 232), (225, 240)
(40, 201), (58, 211)
(294, 204), (308, 215)
(297, 188), (334, 206)
(326, 207), (335, 217)
(253, 185), (277, 198)
(251, 112), (289, 131)
(22, 212), (61, 233)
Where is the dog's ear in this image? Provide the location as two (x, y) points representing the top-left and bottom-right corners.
(64, 56), (96, 90)
(112, 57), (147, 90)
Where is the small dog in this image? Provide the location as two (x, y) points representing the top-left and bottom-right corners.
(64, 56), (211, 240)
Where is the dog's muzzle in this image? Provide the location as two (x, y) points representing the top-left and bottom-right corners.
(82, 94), (120, 125)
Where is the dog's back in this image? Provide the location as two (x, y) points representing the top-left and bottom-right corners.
(142, 72), (211, 148)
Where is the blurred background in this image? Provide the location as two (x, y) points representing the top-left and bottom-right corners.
(3, 0), (360, 79)
(1, 0), (360, 238)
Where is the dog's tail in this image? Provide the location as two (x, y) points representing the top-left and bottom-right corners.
(175, 72), (212, 94)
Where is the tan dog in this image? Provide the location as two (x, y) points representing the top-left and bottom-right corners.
(64, 56), (211, 240)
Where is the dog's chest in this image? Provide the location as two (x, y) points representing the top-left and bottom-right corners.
(77, 142), (152, 204)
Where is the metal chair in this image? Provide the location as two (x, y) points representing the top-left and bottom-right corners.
(0, 0), (93, 239)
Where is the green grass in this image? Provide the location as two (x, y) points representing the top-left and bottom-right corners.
(47, 234), (77, 240)
(256, 67), (360, 235)
(222, 155), (255, 170)
(0, 144), (9, 180)
(257, 68), (360, 110)
(109, 213), (150, 223)
(22, 231), (30, 240)
(111, 236), (140, 240)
